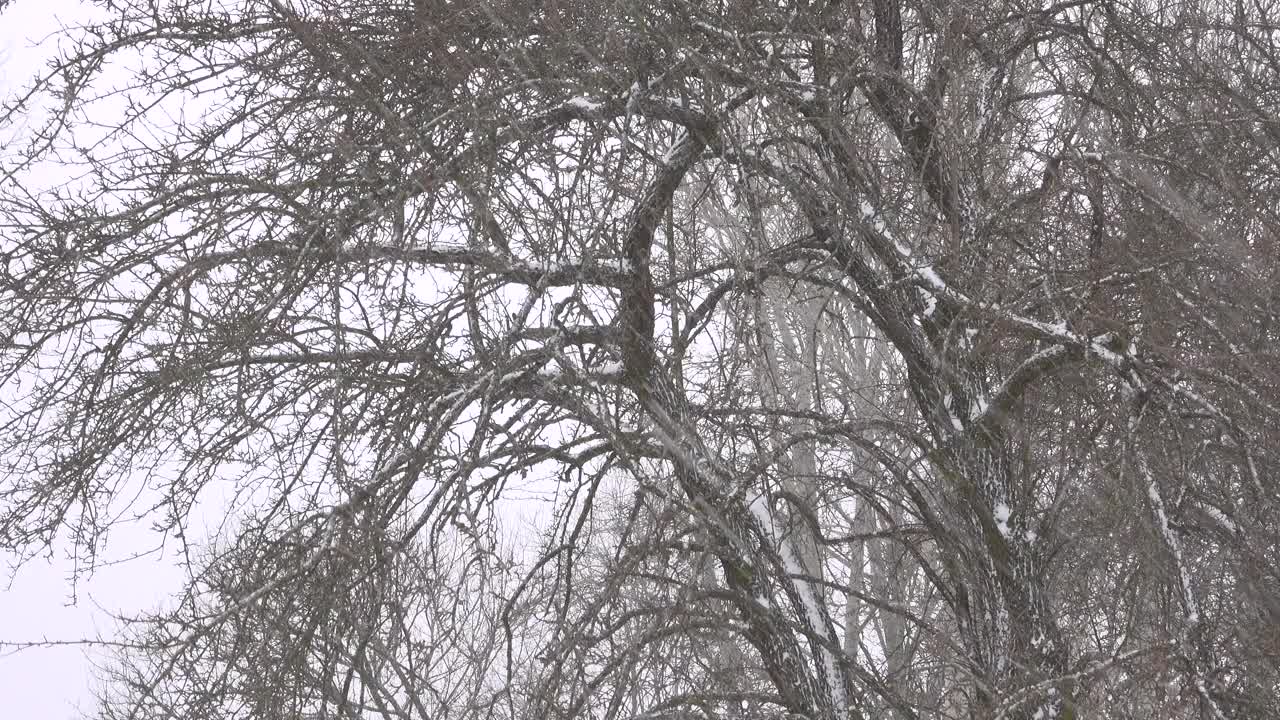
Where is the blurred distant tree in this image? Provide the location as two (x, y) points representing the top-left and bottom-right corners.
(2, 1), (1279, 719)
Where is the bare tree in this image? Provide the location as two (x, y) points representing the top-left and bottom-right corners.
(2, 1), (1279, 719)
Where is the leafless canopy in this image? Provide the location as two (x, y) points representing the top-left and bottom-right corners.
(2, 1), (1279, 719)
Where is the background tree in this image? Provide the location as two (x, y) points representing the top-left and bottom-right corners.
(2, 1), (1279, 719)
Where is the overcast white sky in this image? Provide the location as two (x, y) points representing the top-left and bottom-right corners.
(0, 3), (190, 718)
(0, 6), (563, 715)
